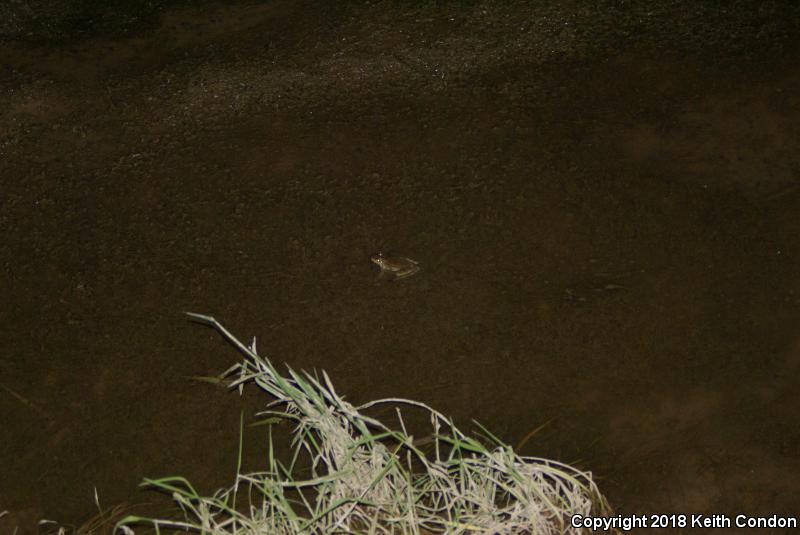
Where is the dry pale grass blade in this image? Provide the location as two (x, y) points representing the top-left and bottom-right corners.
(38, 502), (140, 535)
(117, 314), (611, 534)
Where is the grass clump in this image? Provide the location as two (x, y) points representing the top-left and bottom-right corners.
(119, 313), (611, 534)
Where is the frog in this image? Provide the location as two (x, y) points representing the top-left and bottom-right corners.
(370, 252), (420, 280)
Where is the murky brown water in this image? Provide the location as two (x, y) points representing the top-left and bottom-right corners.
(2, 2), (799, 533)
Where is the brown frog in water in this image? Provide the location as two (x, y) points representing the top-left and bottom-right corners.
(370, 253), (420, 280)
